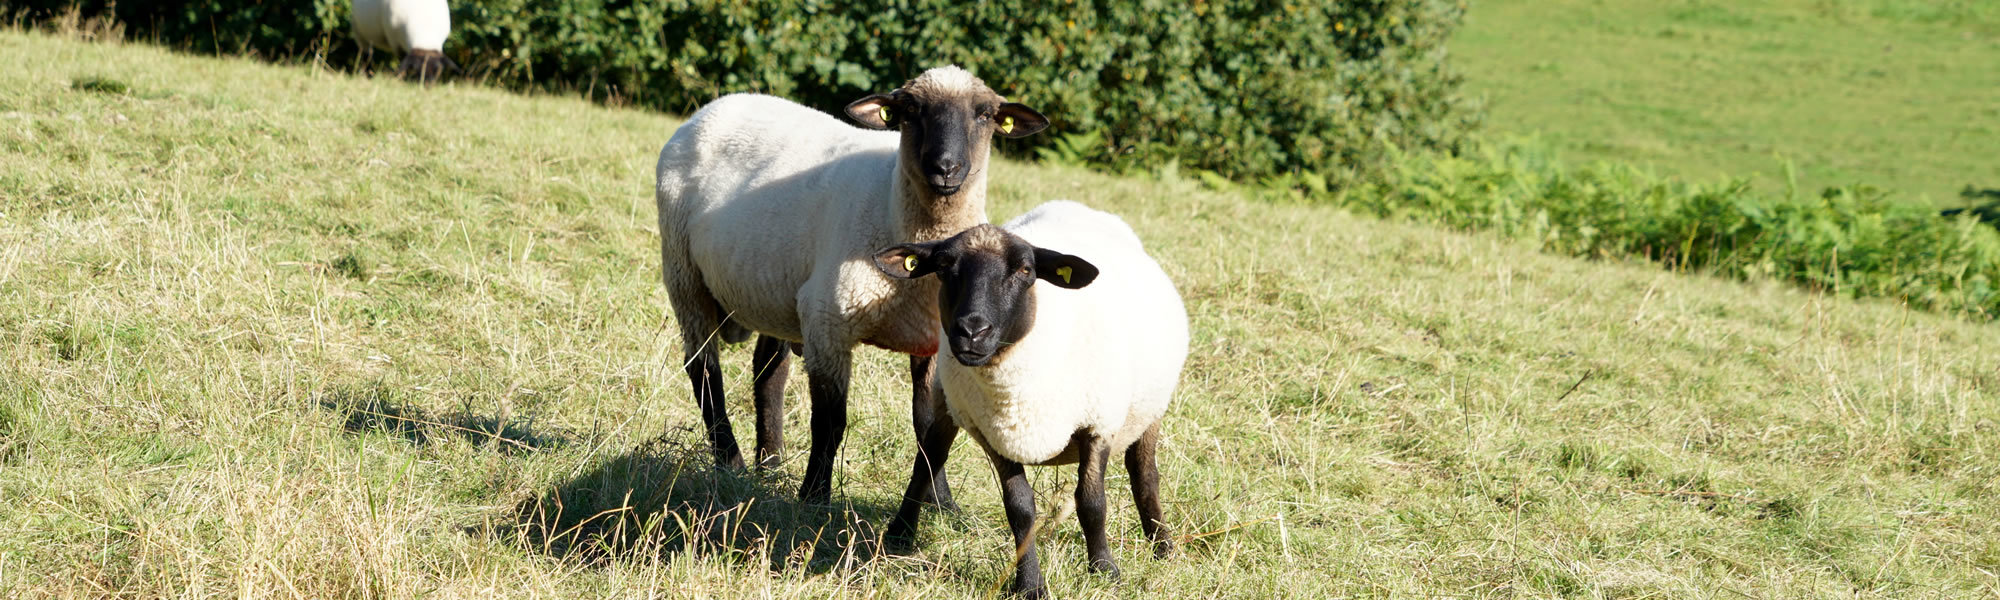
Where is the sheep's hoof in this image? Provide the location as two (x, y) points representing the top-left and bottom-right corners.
(797, 482), (832, 505)
(1152, 539), (1178, 559)
(883, 529), (918, 555)
(1088, 558), (1122, 580)
(713, 454), (746, 472)
(1012, 583), (1048, 600)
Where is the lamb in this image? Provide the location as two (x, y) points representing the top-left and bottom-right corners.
(873, 201), (1187, 599)
(350, 0), (457, 82)
(654, 66), (1050, 503)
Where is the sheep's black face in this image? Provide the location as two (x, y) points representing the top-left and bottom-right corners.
(908, 98), (979, 197)
(845, 69), (1049, 198)
(871, 226), (1097, 366)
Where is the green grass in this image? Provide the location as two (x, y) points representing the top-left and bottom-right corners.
(3, 29), (1999, 599)
(1453, 0), (2000, 205)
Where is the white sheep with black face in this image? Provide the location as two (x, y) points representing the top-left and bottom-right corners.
(873, 200), (1188, 599)
(654, 66), (1049, 503)
(350, 0), (457, 82)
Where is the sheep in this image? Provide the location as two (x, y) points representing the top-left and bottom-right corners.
(350, 0), (457, 83)
(653, 66), (1050, 503)
(872, 201), (1187, 599)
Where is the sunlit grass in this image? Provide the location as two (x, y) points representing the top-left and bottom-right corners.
(1, 28), (1996, 598)
(1454, 0), (2000, 205)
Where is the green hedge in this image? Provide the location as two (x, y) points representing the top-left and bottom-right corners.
(1335, 141), (2000, 318)
(13, 0), (1478, 182)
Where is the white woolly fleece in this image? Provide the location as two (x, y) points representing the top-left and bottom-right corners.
(655, 81), (991, 362)
(939, 201), (1190, 465)
(351, 0), (452, 53)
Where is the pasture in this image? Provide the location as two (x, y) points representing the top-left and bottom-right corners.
(3, 28), (1998, 599)
(1454, 0), (2000, 204)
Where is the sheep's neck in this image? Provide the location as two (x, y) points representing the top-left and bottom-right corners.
(892, 171), (988, 242)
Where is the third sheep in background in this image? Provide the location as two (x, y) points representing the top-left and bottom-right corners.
(350, 0), (457, 83)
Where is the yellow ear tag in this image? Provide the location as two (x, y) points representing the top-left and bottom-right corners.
(879, 106), (892, 123)
(999, 116), (1015, 134)
(1056, 265), (1073, 284)
(904, 254), (919, 273)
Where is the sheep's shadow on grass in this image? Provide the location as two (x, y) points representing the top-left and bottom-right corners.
(498, 432), (901, 574)
(316, 384), (572, 454)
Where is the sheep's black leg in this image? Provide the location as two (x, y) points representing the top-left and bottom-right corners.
(1075, 432), (1119, 578)
(1125, 423), (1175, 558)
(355, 45), (373, 77)
(908, 355), (959, 512)
(996, 457), (1047, 599)
(797, 349), (851, 503)
(886, 400), (960, 552)
(684, 354), (744, 470)
(750, 335), (791, 470)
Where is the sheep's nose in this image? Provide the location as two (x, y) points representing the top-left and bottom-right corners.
(932, 156), (963, 178)
(952, 315), (991, 341)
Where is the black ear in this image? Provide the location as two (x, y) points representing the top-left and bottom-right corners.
(874, 242), (943, 279)
(994, 102), (1050, 138)
(845, 93), (900, 130)
(1032, 248), (1097, 289)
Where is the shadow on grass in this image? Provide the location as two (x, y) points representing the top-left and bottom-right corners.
(499, 432), (899, 574)
(317, 384), (573, 454)
(316, 384), (903, 574)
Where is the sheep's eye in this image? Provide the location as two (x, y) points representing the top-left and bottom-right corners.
(879, 106), (894, 123)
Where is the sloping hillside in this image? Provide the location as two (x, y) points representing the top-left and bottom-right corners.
(1455, 0), (2000, 204)
(2, 31), (1995, 598)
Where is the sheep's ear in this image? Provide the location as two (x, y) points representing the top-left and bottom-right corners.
(846, 94), (899, 130)
(874, 243), (941, 279)
(994, 103), (1049, 138)
(1033, 248), (1097, 289)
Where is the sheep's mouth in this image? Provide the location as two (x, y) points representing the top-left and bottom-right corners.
(952, 349), (994, 367)
(948, 335), (997, 366)
(924, 170), (966, 196)
(927, 180), (963, 196)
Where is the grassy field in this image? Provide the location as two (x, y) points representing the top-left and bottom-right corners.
(4, 29), (1999, 599)
(1453, 0), (2000, 205)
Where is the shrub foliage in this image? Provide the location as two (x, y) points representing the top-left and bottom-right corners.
(1338, 142), (2000, 318)
(14, 0), (1478, 182)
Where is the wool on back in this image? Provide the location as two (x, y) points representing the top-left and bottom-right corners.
(656, 93), (946, 351)
(351, 0), (451, 52)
